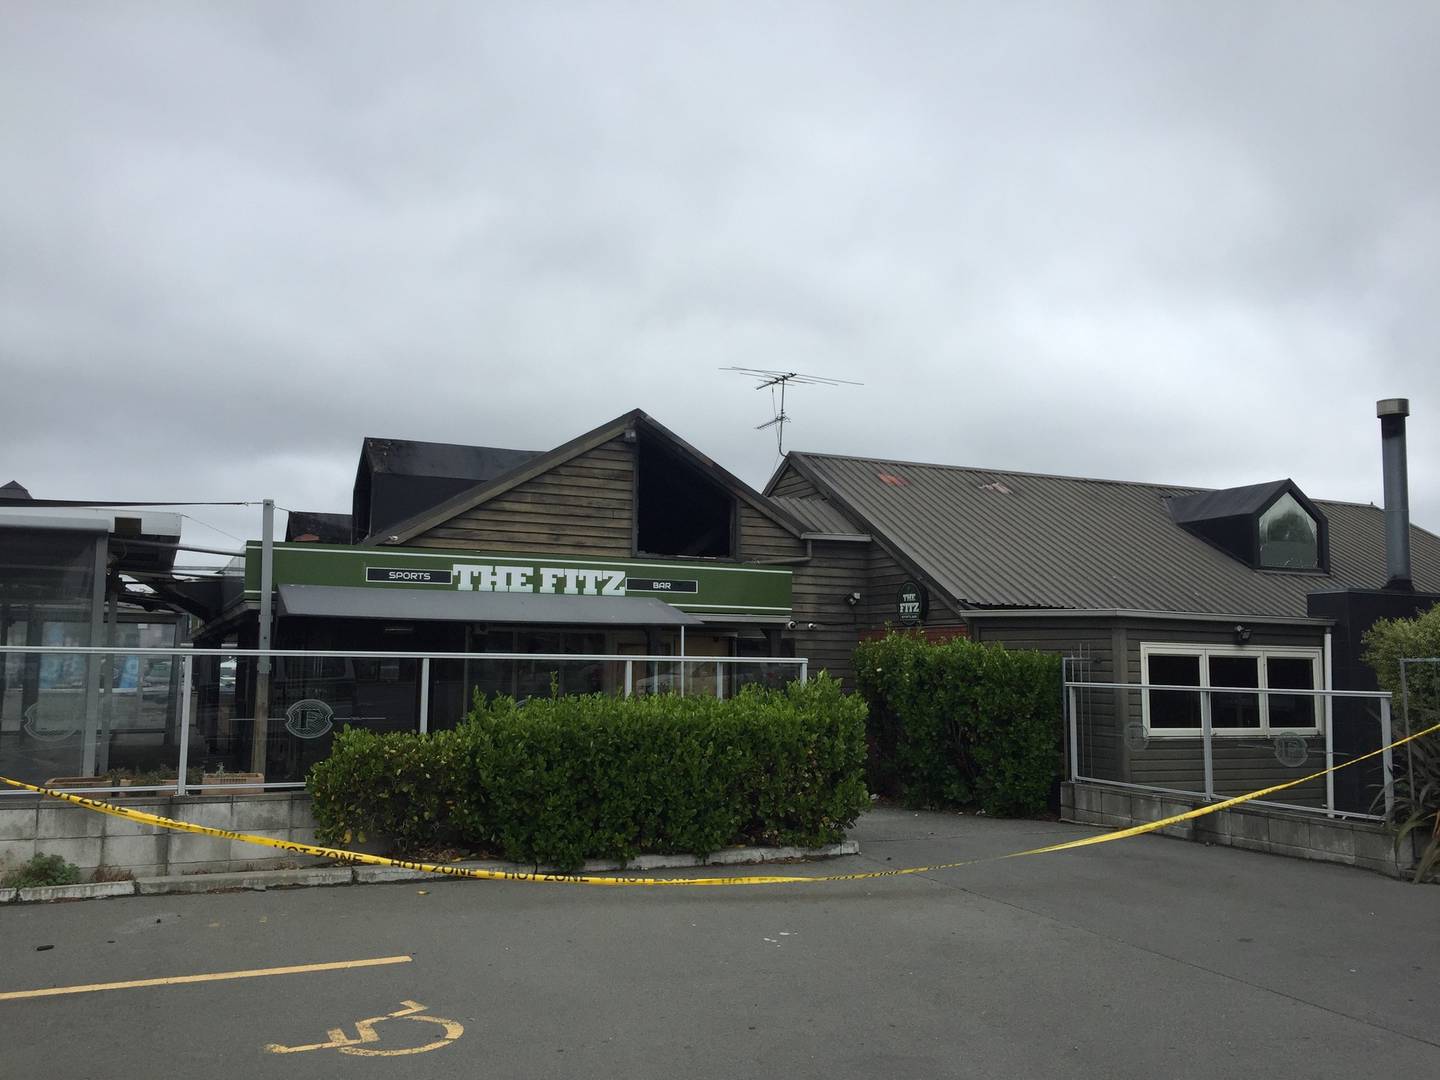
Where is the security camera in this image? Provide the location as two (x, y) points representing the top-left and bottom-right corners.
(786, 620), (798, 630)
(845, 592), (861, 607)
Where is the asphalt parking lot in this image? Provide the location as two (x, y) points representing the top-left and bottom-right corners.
(2, 808), (1436, 1079)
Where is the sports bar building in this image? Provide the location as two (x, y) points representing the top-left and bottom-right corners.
(186, 402), (1437, 810)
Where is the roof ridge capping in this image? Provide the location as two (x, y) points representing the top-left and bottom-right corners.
(787, 451), (1394, 513)
(786, 450), (1207, 493)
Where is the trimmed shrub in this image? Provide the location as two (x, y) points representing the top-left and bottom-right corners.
(853, 632), (1063, 816)
(1363, 605), (1440, 881)
(307, 675), (869, 871)
(1362, 604), (1440, 704)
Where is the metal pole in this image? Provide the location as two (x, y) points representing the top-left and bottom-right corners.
(798, 660), (808, 686)
(624, 659), (633, 698)
(715, 662), (724, 700)
(81, 535), (108, 777)
(251, 499), (275, 774)
(1067, 684), (1079, 781)
(679, 625), (686, 696)
(1399, 659), (1415, 811)
(1323, 692), (1337, 819)
(1323, 632), (1335, 817)
(176, 654), (193, 795)
(1200, 688), (1215, 801)
(96, 587), (119, 775)
(418, 657), (431, 734)
(1379, 696), (1395, 820)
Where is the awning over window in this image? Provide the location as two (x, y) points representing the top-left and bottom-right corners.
(276, 584), (704, 626)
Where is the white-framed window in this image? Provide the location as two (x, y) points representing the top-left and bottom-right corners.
(1140, 643), (1323, 737)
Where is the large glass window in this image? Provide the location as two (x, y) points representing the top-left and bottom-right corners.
(1259, 493), (1319, 569)
(1208, 655), (1261, 729)
(1265, 655), (1318, 730)
(0, 528), (104, 785)
(1146, 654), (1202, 731)
(1141, 645), (1322, 736)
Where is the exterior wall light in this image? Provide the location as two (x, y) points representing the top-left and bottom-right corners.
(1234, 624), (1252, 644)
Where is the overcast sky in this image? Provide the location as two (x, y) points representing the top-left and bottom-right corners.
(3, 2), (1437, 557)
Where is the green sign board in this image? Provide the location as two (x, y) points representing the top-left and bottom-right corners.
(897, 579), (928, 625)
(244, 542), (792, 617)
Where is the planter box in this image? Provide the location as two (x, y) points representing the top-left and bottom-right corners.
(42, 776), (116, 793)
(201, 773), (266, 796)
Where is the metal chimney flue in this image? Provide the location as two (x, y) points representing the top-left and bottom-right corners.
(1377, 397), (1412, 590)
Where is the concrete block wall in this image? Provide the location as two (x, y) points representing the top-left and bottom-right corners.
(1062, 782), (1413, 878)
(0, 794), (321, 880)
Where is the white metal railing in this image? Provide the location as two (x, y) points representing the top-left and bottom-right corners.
(0, 645), (808, 797)
(1063, 676), (1395, 821)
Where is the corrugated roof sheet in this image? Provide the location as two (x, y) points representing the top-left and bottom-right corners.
(767, 496), (867, 537)
(786, 453), (1440, 618)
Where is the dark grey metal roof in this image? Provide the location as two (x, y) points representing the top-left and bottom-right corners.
(277, 584), (704, 626)
(0, 480), (31, 500)
(1167, 480), (1292, 523)
(766, 496), (867, 538)
(783, 452), (1440, 619)
(361, 438), (541, 480)
(368, 410), (807, 547)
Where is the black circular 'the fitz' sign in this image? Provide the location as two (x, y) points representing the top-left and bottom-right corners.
(897, 580), (928, 625)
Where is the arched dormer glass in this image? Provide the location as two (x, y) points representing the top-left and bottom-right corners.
(1258, 492), (1319, 569)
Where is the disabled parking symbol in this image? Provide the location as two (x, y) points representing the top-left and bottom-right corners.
(266, 1000), (464, 1057)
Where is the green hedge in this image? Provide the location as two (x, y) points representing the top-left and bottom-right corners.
(307, 675), (869, 871)
(853, 632), (1063, 815)
(1363, 604), (1440, 881)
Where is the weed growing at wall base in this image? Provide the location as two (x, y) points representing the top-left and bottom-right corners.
(2, 853), (82, 889)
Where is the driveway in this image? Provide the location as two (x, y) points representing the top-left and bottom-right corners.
(2, 808), (1435, 1079)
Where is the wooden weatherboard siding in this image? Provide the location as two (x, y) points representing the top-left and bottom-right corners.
(768, 465), (821, 499)
(409, 436), (636, 557)
(789, 540), (870, 685)
(738, 504), (806, 561)
(865, 544), (966, 633)
(973, 615), (1330, 803)
(1120, 619), (1329, 805)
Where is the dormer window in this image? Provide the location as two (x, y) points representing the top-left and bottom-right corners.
(1168, 479), (1328, 573)
(1258, 492), (1320, 569)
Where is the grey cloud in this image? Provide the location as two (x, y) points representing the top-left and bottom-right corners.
(2, 2), (1436, 553)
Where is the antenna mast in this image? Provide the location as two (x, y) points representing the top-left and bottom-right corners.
(721, 368), (862, 455)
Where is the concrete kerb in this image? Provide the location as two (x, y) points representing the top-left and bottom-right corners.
(13, 881), (136, 903)
(136, 867), (355, 895)
(5, 840), (862, 902)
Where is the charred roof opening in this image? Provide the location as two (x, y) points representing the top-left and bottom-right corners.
(636, 431), (734, 558)
(1168, 479), (1328, 572)
(286, 511), (353, 544)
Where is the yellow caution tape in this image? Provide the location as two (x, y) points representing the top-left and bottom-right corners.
(3, 720), (1435, 887)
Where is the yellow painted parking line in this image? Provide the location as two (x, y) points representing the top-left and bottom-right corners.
(0, 955), (412, 1002)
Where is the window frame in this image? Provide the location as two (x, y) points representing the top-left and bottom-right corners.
(1256, 491), (1322, 571)
(1140, 642), (1323, 738)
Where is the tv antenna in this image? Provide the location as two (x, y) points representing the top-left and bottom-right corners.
(722, 368), (862, 455)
